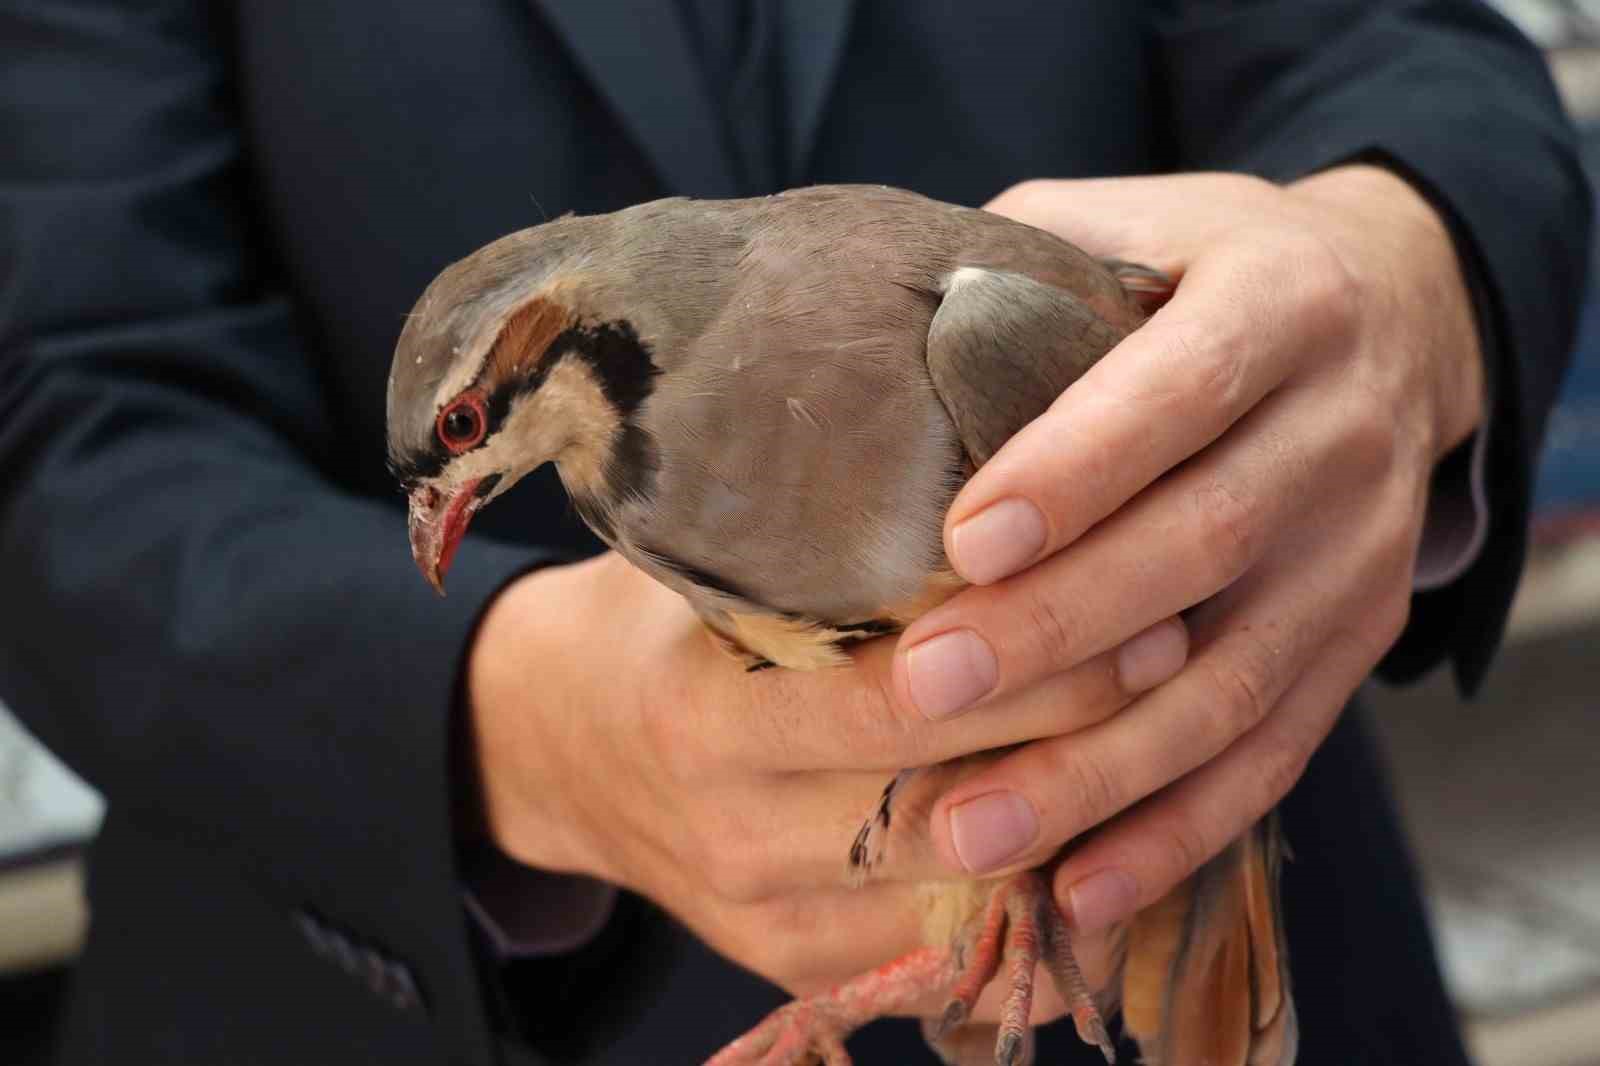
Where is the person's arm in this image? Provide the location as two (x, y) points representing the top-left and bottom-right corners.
(1155, 0), (1590, 688)
(0, 3), (545, 1049)
(0, 14), (1189, 1049)
(889, 0), (1588, 931)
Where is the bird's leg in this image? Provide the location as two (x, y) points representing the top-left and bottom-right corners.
(934, 882), (1010, 1036)
(704, 947), (956, 1066)
(707, 873), (1116, 1066)
(995, 877), (1044, 1066)
(934, 873), (1116, 1066)
(1042, 900), (1116, 1062)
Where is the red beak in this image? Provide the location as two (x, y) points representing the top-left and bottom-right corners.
(408, 478), (486, 595)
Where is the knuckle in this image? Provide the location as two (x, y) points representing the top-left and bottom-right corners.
(1335, 376), (1407, 477)
(1022, 588), (1085, 671)
(1155, 817), (1213, 885)
(1369, 589), (1412, 658)
(1348, 521), (1419, 660)
(1290, 231), (1363, 345)
(1174, 323), (1250, 415)
(1341, 398), (1397, 469)
(1047, 748), (1122, 830)
(993, 178), (1058, 219)
(1198, 636), (1276, 738)
(1192, 481), (1261, 588)
(1256, 737), (1312, 812)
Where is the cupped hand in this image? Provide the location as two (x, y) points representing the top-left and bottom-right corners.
(465, 550), (1185, 1001)
(894, 166), (1484, 933)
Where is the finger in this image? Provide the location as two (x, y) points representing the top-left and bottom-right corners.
(984, 173), (1287, 266)
(998, 475), (1417, 916)
(679, 619), (1186, 895)
(922, 458), (1415, 881)
(727, 616), (1186, 775)
(1049, 625), (1376, 936)
(921, 540), (1335, 879)
(938, 226), (1356, 589)
(660, 619), (1183, 898)
(896, 384), (1332, 719)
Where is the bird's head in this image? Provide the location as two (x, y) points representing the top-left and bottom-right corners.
(386, 223), (660, 593)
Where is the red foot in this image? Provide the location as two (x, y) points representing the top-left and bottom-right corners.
(707, 873), (1115, 1065)
(936, 882), (1010, 1035)
(932, 873), (1116, 1066)
(705, 947), (954, 1066)
(1044, 909), (1115, 1061)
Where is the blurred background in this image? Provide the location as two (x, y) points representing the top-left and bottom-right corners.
(3, 3), (1598, 1064)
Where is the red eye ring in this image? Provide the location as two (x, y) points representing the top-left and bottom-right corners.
(436, 393), (488, 453)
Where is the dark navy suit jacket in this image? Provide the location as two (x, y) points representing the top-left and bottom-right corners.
(0, 2), (1587, 1063)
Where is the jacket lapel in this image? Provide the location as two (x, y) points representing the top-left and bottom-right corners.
(778, 0), (856, 183)
(529, 0), (741, 197)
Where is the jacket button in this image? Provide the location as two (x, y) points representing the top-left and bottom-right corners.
(383, 959), (423, 1012)
(358, 947), (394, 1000)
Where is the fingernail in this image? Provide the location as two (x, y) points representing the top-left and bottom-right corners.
(949, 791), (1038, 873)
(950, 498), (1047, 585)
(905, 629), (998, 719)
(1116, 619), (1188, 693)
(1064, 869), (1140, 934)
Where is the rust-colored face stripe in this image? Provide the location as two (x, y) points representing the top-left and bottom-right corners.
(487, 296), (575, 385)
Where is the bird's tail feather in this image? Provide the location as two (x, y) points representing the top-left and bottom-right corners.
(1119, 817), (1297, 1066)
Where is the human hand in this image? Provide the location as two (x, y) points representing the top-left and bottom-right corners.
(465, 551), (1185, 1003)
(893, 166), (1484, 932)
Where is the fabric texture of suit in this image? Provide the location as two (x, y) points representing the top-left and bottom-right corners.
(0, 1), (1587, 1063)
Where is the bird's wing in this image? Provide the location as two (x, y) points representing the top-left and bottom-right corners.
(924, 266), (1131, 467)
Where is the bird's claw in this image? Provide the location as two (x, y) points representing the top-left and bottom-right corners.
(705, 1000), (853, 1066)
(930, 872), (1115, 1066)
(709, 875), (1115, 1066)
(705, 947), (954, 1066)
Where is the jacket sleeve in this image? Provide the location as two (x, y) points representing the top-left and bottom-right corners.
(0, 1), (545, 1053)
(1156, 0), (1593, 692)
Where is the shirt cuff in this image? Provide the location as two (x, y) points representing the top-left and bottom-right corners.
(1414, 422), (1491, 591)
(461, 843), (619, 957)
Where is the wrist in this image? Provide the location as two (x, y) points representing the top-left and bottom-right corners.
(465, 564), (607, 880)
(1288, 164), (1486, 462)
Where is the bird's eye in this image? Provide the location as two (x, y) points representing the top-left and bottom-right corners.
(436, 395), (487, 453)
